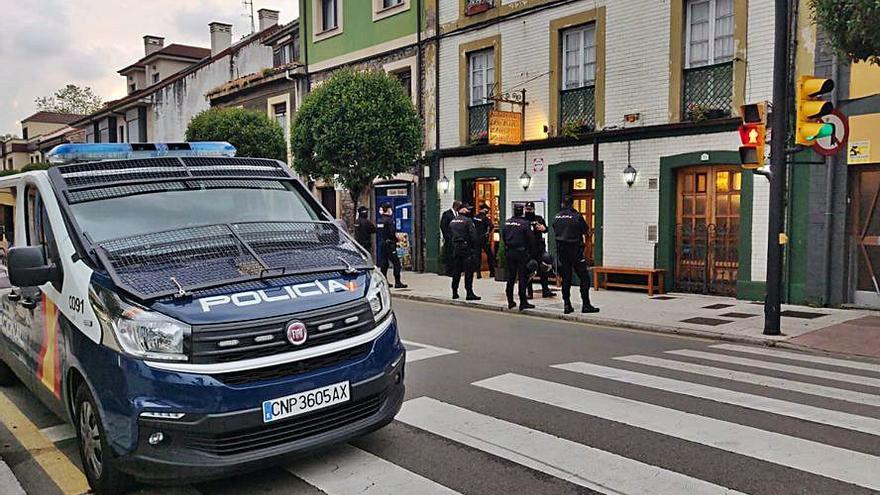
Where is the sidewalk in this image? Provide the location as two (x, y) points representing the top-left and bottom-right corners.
(392, 272), (880, 359)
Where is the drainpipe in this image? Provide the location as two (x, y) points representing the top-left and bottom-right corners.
(415, 0), (425, 271)
(822, 53), (839, 305)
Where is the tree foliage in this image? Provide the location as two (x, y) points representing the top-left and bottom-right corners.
(34, 84), (103, 115)
(811, 0), (880, 65)
(185, 107), (287, 162)
(290, 69), (423, 209)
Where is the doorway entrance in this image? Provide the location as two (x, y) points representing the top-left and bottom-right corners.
(561, 174), (596, 264)
(462, 178), (501, 272)
(851, 166), (880, 308)
(674, 165), (741, 296)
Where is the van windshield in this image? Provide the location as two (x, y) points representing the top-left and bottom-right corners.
(70, 181), (320, 242)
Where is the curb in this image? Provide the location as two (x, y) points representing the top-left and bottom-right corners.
(392, 292), (880, 361)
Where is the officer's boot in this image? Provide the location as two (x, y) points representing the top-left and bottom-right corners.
(519, 300), (535, 311)
(563, 300), (575, 314)
(466, 292), (481, 301)
(507, 297), (516, 309)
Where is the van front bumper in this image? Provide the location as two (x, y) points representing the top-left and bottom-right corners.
(114, 354), (404, 483)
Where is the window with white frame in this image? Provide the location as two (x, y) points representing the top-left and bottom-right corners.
(321, 0), (338, 31)
(685, 0), (734, 68)
(383, 0), (403, 8)
(468, 49), (494, 106)
(273, 102), (288, 134)
(561, 24), (596, 90)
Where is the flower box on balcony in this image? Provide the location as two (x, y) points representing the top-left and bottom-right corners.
(466, 1), (492, 15)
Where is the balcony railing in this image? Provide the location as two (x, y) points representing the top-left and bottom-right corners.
(559, 85), (596, 132)
(468, 102), (493, 144)
(682, 62), (733, 121)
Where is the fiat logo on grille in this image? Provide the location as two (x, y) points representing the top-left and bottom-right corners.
(285, 321), (308, 346)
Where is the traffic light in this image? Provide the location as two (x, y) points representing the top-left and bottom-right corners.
(738, 102), (766, 170)
(795, 76), (834, 145)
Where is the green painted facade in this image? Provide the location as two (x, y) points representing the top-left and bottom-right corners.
(299, 0), (421, 66)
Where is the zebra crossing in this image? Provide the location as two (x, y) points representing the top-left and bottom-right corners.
(267, 343), (880, 495)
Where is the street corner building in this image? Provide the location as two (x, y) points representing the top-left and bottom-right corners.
(421, 0), (880, 310)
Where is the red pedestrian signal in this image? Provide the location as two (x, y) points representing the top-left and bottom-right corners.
(738, 103), (766, 170)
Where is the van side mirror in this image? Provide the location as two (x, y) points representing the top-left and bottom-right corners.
(7, 246), (58, 287)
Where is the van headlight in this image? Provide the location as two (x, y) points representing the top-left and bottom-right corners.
(367, 269), (391, 322)
(91, 286), (190, 362)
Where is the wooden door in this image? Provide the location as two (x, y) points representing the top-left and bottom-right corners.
(563, 175), (595, 264)
(853, 168), (880, 305)
(675, 166), (741, 295)
(473, 179), (500, 271)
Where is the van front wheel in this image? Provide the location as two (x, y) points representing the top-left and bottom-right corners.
(74, 383), (134, 495)
(0, 359), (16, 386)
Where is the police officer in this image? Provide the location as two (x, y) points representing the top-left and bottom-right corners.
(552, 195), (599, 314)
(440, 200), (462, 277)
(524, 201), (556, 299)
(449, 203), (481, 301)
(503, 204), (536, 311)
(473, 203), (495, 279)
(354, 206), (376, 256)
(377, 202), (407, 288)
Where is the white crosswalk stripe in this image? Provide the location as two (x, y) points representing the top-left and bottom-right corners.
(554, 361), (880, 435)
(402, 340), (459, 363)
(667, 349), (880, 388)
(710, 344), (880, 374)
(286, 444), (461, 495)
(475, 373), (880, 491)
(397, 396), (744, 495)
(616, 354), (880, 407)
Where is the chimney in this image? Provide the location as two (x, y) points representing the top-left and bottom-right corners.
(209, 22), (233, 56)
(143, 35), (165, 56)
(257, 9), (280, 31)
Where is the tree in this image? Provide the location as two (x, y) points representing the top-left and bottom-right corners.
(291, 69), (423, 216)
(0, 133), (18, 141)
(34, 84), (103, 115)
(811, 0), (880, 65)
(185, 107), (287, 162)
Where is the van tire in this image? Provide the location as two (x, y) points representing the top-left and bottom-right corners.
(74, 383), (135, 495)
(0, 359), (15, 386)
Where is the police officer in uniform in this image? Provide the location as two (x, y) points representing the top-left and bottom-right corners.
(449, 203), (481, 300)
(524, 201), (556, 299)
(440, 200), (462, 276)
(377, 202), (407, 288)
(552, 195), (599, 314)
(473, 203), (495, 279)
(503, 203), (536, 311)
(354, 206), (376, 256)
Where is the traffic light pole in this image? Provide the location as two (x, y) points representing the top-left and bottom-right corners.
(764, 0), (792, 335)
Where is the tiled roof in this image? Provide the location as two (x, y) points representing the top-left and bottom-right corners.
(21, 111), (86, 125)
(118, 43), (211, 73)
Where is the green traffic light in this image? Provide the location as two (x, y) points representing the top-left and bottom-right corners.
(805, 122), (834, 141)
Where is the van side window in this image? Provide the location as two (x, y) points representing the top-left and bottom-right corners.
(0, 186), (16, 267)
(25, 186), (63, 289)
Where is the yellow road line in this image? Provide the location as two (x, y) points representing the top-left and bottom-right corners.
(0, 391), (89, 495)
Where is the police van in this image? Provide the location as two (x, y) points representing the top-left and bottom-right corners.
(0, 143), (405, 494)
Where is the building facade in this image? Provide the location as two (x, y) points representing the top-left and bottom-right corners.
(297, 0), (427, 269)
(424, 0), (778, 302)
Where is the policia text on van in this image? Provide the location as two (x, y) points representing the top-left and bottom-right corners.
(0, 143), (405, 494)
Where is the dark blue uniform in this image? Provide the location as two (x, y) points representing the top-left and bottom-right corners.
(449, 214), (480, 299)
(377, 213), (403, 286)
(503, 215), (534, 309)
(552, 206), (597, 313)
(473, 211), (495, 278)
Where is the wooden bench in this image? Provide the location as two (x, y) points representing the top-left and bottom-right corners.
(592, 267), (666, 296)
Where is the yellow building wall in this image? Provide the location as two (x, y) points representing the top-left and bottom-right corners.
(850, 62), (880, 100)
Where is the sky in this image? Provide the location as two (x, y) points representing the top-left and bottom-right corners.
(0, 0), (297, 136)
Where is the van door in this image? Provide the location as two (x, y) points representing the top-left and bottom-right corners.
(19, 184), (66, 400)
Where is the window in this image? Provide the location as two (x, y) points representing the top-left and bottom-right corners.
(383, 0), (402, 7)
(21, 127), (28, 140)
(467, 48), (495, 143)
(119, 125), (126, 143)
(273, 102), (288, 134)
(466, 0), (493, 16)
(152, 72), (160, 84)
(392, 69), (412, 99)
(321, 0), (338, 31)
(562, 24), (596, 90)
(129, 83), (137, 93)
(685, 0), (734, 68)
(274, 46), (289, 66)
(468, 49), (494, 106)
(559, 24), (597, 130)
(25, 186), (63, 289)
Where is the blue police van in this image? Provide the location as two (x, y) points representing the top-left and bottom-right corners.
(0, 143), (405, 494)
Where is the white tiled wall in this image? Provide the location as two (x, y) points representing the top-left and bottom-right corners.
(435, 0), (775, 281)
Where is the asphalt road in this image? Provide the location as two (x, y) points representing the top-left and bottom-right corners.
(2, 299), (880, 494)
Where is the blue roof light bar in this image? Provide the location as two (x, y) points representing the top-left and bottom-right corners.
(47, 142), (237, 164)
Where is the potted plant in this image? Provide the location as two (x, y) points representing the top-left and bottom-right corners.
(494, 239), (506, 282)
(465, 0), (492, 16)
(469, 130), (488, 145)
